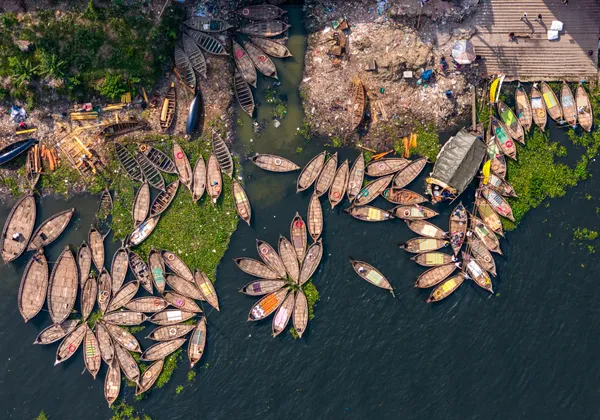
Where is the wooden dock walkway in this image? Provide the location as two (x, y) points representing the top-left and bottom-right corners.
(471, 0), (600, 81)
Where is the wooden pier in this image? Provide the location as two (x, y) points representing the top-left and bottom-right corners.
(471, 0), (600, 81)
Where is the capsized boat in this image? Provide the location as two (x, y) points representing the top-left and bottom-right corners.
(1, 194), (36, 263)
(0, 138), (38, 165)
(350, 259), (394, 296)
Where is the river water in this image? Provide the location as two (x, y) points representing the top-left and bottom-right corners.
(1, 7), (600, 420)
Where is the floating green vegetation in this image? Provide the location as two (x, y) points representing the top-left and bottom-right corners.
(265, 87), (287, 119)
(126, 326), (146, 334)
(329, 135), (344, 148)
(154, 349), (183, 389)
(175, 385), (184, 395)
(289, 280), (320, 339)
(86, 310), (103, 329)
(295, 147), (304, 154)
(38, 164), (81, 198)
(187, 371), (196, 382)
(1, 176), (22, 198)
(412, 123), (441, 162)
(298, 120), (313, 140)
(110, 399), (151, 420)
(573, 228), (598, 241)
(35, 411), (48, 420)
(364, 151), (373, 163)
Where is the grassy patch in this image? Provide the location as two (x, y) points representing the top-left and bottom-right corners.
(86, 309), (103, 329)
(110, 399), (151, 420)
(39, 164), (81, 198)
(411, 123), (441, 162)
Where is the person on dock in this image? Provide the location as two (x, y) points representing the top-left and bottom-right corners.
(535, 14), (543, 24)
(520, 12), (528, 23)
(509, 32), (516, 42)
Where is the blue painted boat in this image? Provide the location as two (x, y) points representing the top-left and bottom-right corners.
(0, 138), (38, 165)
(186, 91), (204, 135)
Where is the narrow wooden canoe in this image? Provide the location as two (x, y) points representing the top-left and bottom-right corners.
(34, 320), (79, 345)
(47, 246), (78, 324)
(515, 85), (533, 133)
(107, 281), (139, 313)
(467, 234), (497, 277)
(164, 292), (203, 313)
(212, 130), (234, 178)
(392, 157), (428, 188)
(237, 5), (286, 20)
(149, 309), (195, 326)
(475, 198), (504, 237)
(491, 117), (517, 161)
(576, 82), (593, 132)
(238, 21), (290, 38)
(497, 101), (525, 144)
(104, 311), (148, 326)
(234, 257), (279, 279)
(244, 40), (278, 79)
(393, 205), (438, 220)
(290, 212), (307, 262)
(148, 248), (166, 294)
(77, 242), (92, 288)
(350, 259), (394, 295)
(351, 80), (365, 130)
(426, 274), (465, 303)
(135, 152), (166, 191)
(194, 270), (220, 311)
(97, 268), (112, 313)
(278, 236), (299, 283)
(530, 84), (547, 132)
(561, 81), (577, 128)
(89, 226), (104, 271)
(26, 147), (40, 191)
(406, 220), (446, 239)
(401, 237), (448, 253)
(240, 279), (286, 296)
(248, 288), (289, 321)
(272, 292), (295, 336)
(1, 194), (36, 263)
(471, 215), (502, 255)
(140, 144), (177, 174)
(18, 250), (48, 322)
(141, 338), (186, 361)
(449, 202), (468, 255)
(252, 154), (299, 172)
(293, 290), (309, 338)
(100, 121), (146, 139)
(115, 343), (140, 385)
(249, 36), (292, 58)
(127, 215), (159, 247)
(103, 322), (142, 353)
(83, 325), (101, 379)
(486, 173), (516, 197)
(172, 141), (193, 194)
(174, 45), (196, 90)
(188, 318), (207, 367)
(81, 275), (97, 320)
(125, 296), (168, 313)
(481, 186), (515, 221)
(541, 81), (563, 122)
(54, 322), (86, 365)
(414, 263), (458, 288)
(234, 69), (255, 116)
(257, 239), (287, 278)
(186, 29), (228, 56)
(353, 174), (393, 206)
(147, 324), (195, 341)
(307, 193), (323, 241)
(104, 359), (121, 407)
(329, 159), (349, 208)
(182, 33), (207, 79)
(162, 250), (194, 282)
(115, 143), (144, 181)
(232, 179), (252, 225)
(346, 205), (394, 222)
(191, 157), (206, 204)
(166, 274), (204, 300)
(95, 322), (115, 363)
(347, 153), (365, 201)
(463, 253), (494, 293)
(297, 151), (326, 192)
(151, 180), (179, 217)
(136, 359), (164, 396)
(28, 208), (74, 251)
(365, 158), (409, 177)
(298, 239), (323, 286)
(129, 251), (154, 293)
(233, 41), (257, 87)
(207, 153), (222, 205)
(487, 143), (507, 179)
(96, 188), (113, 238)
(184, 17), (232, 33)
(314, 152), (338, 197)
(110, 247), (128, 295)
(411, 252), (455, 267)
(160, 83), (176, 131)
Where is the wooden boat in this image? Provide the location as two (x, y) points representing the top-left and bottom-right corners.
(152, 180), (179, 216)
(104, 310), (148, 326)
(174, 44), (196, 90)
(136, 359), (164, 396)
(26, 146), (40, 190)
(290, 213), (307, 262)
(34, 319), (79, 345)
(297, 151), (327, 192)
(515, 85), (533, 133)
(141, 338), (186, 362)
(346, 205), (394, 222)
(365, 158), (408, 177)
(149, 309), (195, 326)
(160, 82), (176, 131)
(406, 220), (446, 239)
(184, 17), (232, 33)
(257, 239), (287, 278)
(103, 322), (142, 353)
(293, 290), (309, 338)
(490, 154), (507, 180)
(401, 237), (448, 253)
(491, 117), (517, 160)
(133, 182), (150, 229)
(104, 359), (121, 407)
(237, 5), (286, 20)
(350, 258), (394, 295)
(351, 80), (365, 130)
(530, 84), (547, 132)
(140, 144), (177, 174)
(576, 82), (593, 132)
(298, 239), (323, 286)
(88, 226), (104, 271)
(347, 153), (365, 201)
(475, 198), (504, 237)
(125, 296), (168, 313)
(186, 90), (203, 135)
(249, 36), (292, 58)
(497, 101), (524, 144)
(54, 322), (86, 365)
(190, 157), (206, 204)
(471, 215), (502, 255)
(114, 142), (144, 182)
(393, 204), (438, 220)
(212, 131), (233, 178)
(278, 236), (299, 283)
(234, 69), (255, 116)
(426, 274), (465, 303)
(0, 138), (38, 165)
(129, 251), (153, 293)
(314, 152), (338, 197)
(100, 121), (145, 139)
(248, 288), (289, 321)
(148, 248), (166, 294)
(115, 343), (140, 385)
(353, 174), (393, 206)
(541, 81), (563, 122)
(77, 242), (92, 288)
(107, 281), (139, 313)
(95, 322), (115, 363)
(481, 186), (515, 221)
(194, 270), (220, 311)
(135, 152), (166, 191)
(449, 202), (468, 255)
(1, 194), (36, 263)
(243, 40), (278, 79)
(233, 41), (257, 87)
(185, 29), (228, 55)
(96, 188), (113, 238)
(18, 250), (48, 322)
(47, 246), (78, 324)
(172, 141), (192, 193)
(234, 257), (279, 279)
(240, 279), (286, 296)
(414, 263), (458, 288)
(411, 252), (455, 267)
(28, 208), (74, 251)
(83, 325), (101, 379)
(97, 268), (112, 313)
(162, 250), (194, 281)
(81, 276), (97, 320)
(164, 291), (202, 313)
(561, 81), (577, 128)
(238, 21), (290, 38)
(207, 153), (222, 204)
(231, 179), (251, 225)
(127, 215), (159, 247)
(182, 33), (207, 79)
(272, 292), (295, 336)
(147, 324), (195, 341)
(486, 173), (516, 197)
(467, 234), (497, 276)
(463, 253), (494, 293)
(188, 318), (207, 367)
(392, 158), (427, 188)
(307, 193), (323, 241)
(252, 154), (299, 172)
(166, 274), (204, 300)
(329, 159), (349, 208)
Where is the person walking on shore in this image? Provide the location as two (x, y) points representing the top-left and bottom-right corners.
(535, 14), (542, 23)
(520, 12), (528, 22)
